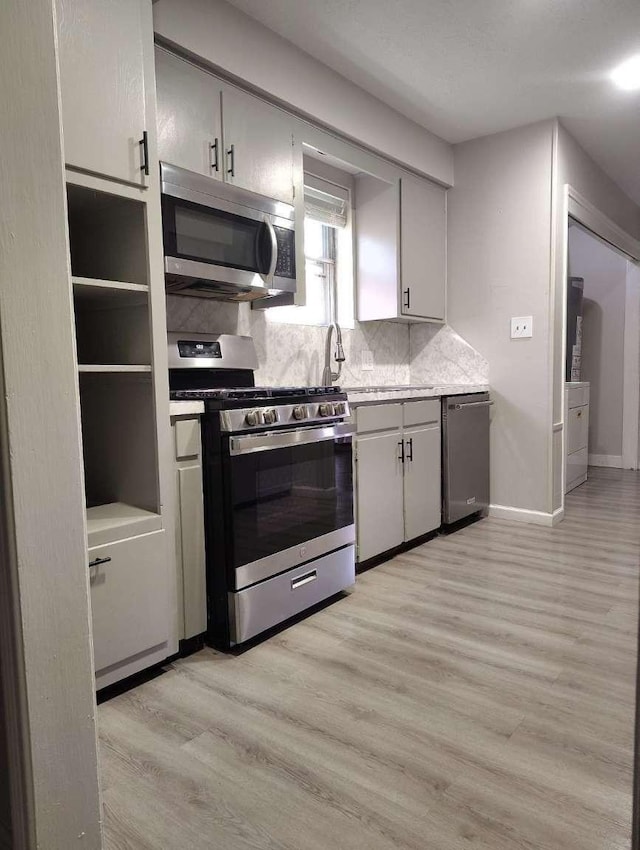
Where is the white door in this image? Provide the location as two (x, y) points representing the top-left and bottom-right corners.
(355, 432), (405, 562)
(155, 48), (223, 179)
(56, 0), (148, 185)
(400, 175), (446, 320)
(221, 85), (294, 204)
(403, 424), (441, 540)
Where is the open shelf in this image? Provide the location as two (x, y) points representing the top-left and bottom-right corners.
(86, 502), (162, 548)
(73, 276), (149, 306)
(67, 185), (149, 285)
(78, 364), (152, 373)
(79, 372), (160, 518)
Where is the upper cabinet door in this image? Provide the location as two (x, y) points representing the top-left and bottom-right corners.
(221, 86), (294, 204)
(400, 175), (446, 321)
(56, 0), (148, 185)
(155, 48), (223, 179)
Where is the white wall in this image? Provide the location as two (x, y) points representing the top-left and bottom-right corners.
(447, 120), (555, 516)
(152, 0), (453, 185)
(568, 225), (627, 461)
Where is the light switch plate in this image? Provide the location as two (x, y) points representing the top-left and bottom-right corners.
(511, 316), (533, 339)
(361, 349), (374, 371)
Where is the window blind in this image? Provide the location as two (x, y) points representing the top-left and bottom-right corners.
(303, 173), (349, 229)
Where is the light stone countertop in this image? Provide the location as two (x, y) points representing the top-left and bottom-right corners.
(345, 384), (489, 406)
(169, 385), (490, 416)
(169, 400), (205, 417)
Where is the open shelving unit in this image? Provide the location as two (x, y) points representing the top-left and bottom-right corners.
(67, 182), (162, 547)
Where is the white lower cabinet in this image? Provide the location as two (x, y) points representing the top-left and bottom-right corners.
(89, 529), (173, 688)
(403, 424), (442, 542)
(565, 383), (590, 493)
(355, 400), (441, 563)
(355, 430), (405, 562)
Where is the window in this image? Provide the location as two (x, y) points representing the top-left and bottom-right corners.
(268, 174), (354, 328)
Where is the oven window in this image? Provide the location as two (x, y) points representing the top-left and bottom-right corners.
(171, 201), (261, 272)
(229, 438), (353, 570)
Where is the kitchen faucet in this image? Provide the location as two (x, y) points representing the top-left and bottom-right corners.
(322, 322), (345, 386)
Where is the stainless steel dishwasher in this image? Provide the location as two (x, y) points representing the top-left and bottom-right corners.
(441, 393), (491, 525)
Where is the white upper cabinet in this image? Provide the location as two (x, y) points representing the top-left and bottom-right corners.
(155, 48), (223, 179)
(153, 50), (294, 203)
(56, 0), (149, 185)
(400, 175), (446, 321)
(355, 172), (447, 323)
(221, 85), (294, 204)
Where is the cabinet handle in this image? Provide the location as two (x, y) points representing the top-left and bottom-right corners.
(406, 437), (413, 462)
(139, 130), (149, 177)
(403, 287), (411, 310)
(398, 440), (405, 463)
(89, 556), (111, 569)
(227, 143), (235, 177)
(577, 410), (582, 417)
(210, 138), (219, 172)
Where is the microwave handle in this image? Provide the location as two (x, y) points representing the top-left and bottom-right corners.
(264, 218), (278, 279)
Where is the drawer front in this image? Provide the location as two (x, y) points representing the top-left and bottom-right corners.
(567, 385), (590, 409)
(567, 404), (589, 454)
(356, 403), (402, 434)
(89, 530), (170, 675)
(566, 447), (588, 490)
(230, 545), (355, 645)
(174, 416), (201, 460)
(403, 398), (440, 428)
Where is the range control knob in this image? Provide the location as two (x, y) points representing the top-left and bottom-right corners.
(333, 401), (347, 416)
(262, 408), (278, 425)
(292, 405), (307, 421)
(318, 402), (334, 417)
(245, 409), (261, 427)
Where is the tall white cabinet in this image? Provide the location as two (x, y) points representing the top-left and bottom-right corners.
(56, 0), (177, 689)
(57, 0), (150, 185)
(354, 400), (441, 563)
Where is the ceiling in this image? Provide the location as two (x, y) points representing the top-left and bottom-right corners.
(226, 0), (640, 205)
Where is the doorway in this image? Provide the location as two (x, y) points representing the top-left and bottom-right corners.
(566, 220), (640, 482)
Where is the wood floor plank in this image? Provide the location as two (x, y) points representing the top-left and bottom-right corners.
(99, 467), (639, 849)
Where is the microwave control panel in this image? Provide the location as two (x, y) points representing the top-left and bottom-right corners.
(274, 226), (296, 279)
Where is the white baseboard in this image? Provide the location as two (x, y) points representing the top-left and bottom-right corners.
(489, 504), (564, 527)
(588, 454), (623, 468)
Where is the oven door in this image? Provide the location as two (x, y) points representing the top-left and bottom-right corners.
(226, 424), (355, 589)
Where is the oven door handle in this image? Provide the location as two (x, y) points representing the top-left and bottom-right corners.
(229, 423), (354, 456)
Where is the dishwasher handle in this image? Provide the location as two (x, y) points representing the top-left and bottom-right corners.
(451, 400), (494, 411)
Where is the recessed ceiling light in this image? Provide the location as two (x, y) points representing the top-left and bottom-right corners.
(611, 55), (640, 91)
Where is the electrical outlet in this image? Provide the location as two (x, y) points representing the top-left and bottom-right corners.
(361, 349), (374, 371)
(511, 316), (533, 339)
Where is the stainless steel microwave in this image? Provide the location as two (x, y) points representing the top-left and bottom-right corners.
(160, 162), (297, 302)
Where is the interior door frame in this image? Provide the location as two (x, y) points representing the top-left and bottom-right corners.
(557, 186), (640, 501)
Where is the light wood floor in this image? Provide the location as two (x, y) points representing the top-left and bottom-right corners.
(99, 467), (638, 849)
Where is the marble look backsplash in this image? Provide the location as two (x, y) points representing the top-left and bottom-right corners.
(410, 324), (488, 385)
(166, 296), (487, 387)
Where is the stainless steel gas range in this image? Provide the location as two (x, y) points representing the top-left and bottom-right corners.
(168, 332), (356, 649)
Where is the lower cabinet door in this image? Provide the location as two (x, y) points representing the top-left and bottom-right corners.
(403, 424), (441, 541)
(88, 530), (171, 676)
(356, 431), (405, 562)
